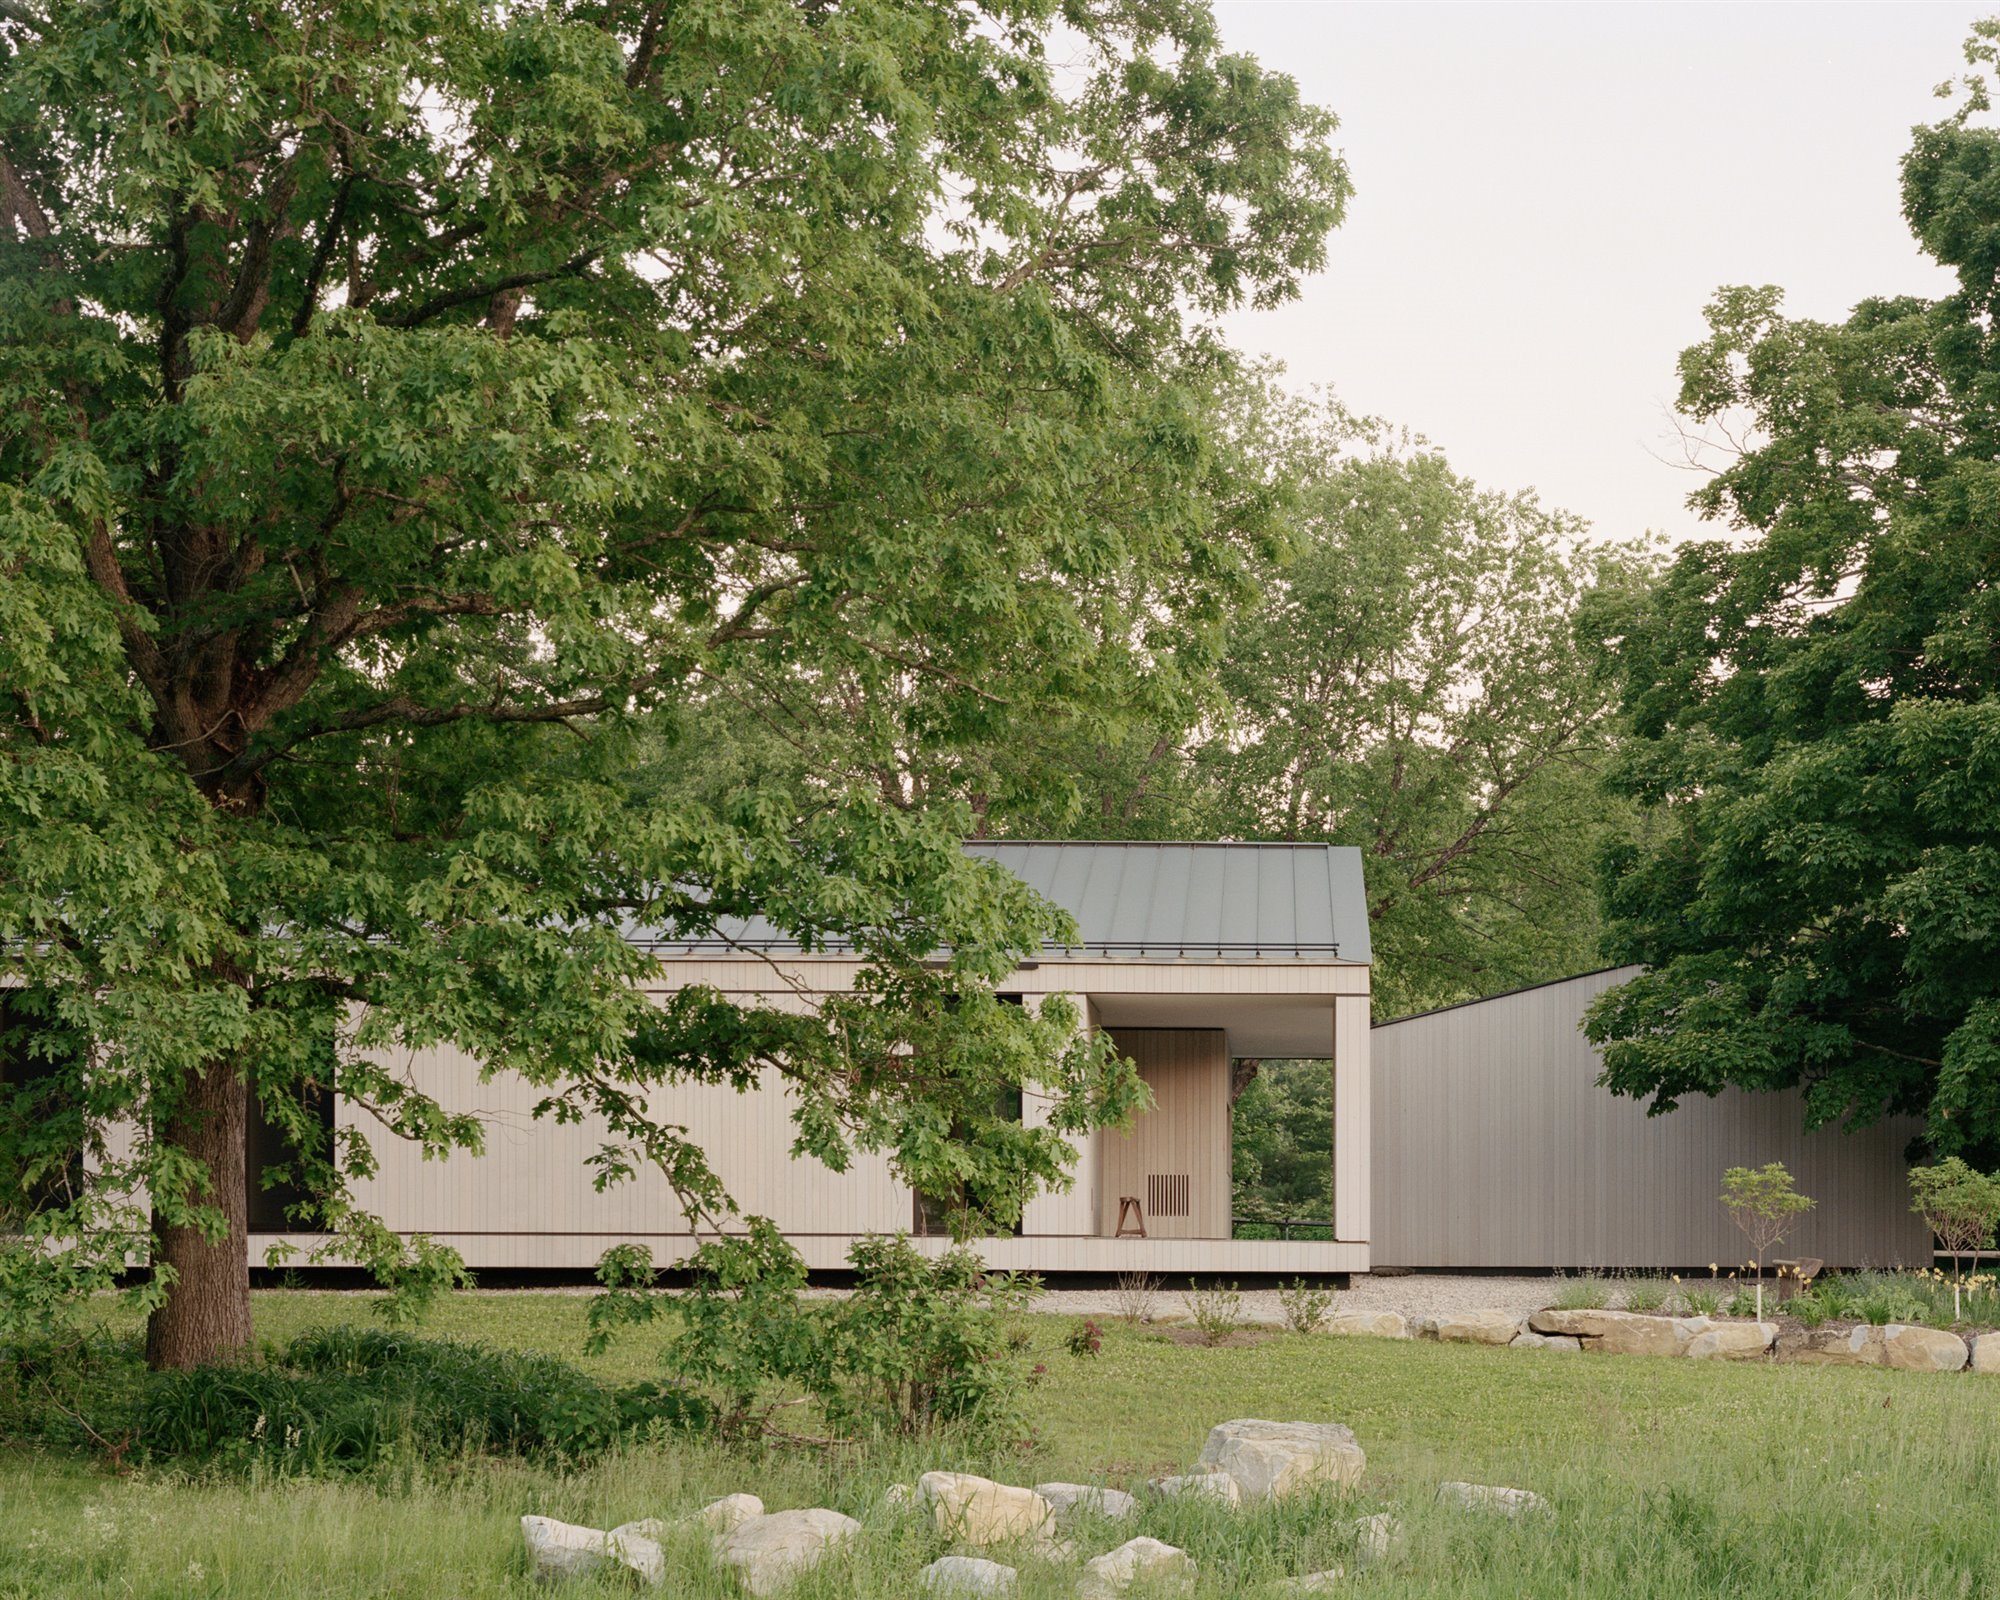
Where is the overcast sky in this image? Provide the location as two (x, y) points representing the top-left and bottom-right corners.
(1212, 2), (1987, 543)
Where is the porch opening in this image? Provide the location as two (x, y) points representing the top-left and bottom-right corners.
(1230, 1058), (1334, 1242)
(1097, 1028), (1334, 1243)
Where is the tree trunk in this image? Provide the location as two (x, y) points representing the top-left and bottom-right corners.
(144, 1055), (252, 1370)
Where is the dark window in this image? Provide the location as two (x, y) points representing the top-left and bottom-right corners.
(0, 989), (85, 1223)
(246, 1083), (334, 1233)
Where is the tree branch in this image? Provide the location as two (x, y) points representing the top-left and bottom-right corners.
(375, 249), (602, 329)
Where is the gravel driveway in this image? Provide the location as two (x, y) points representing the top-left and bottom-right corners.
(1029, 1273), (1558, 1327)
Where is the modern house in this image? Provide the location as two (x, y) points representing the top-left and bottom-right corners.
(1371, 967), (1929, 1271)
(8, 847), (1933, 1280)
(320, 841), (1377, 1278)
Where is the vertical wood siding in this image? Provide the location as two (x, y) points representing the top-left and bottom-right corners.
(1371, 967), (1930, 1270)
(1332, 994), (1370, 1243)
(1097, 1029), (1230, 1239)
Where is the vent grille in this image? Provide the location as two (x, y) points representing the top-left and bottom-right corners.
(1147, 1173), (1190, 1219)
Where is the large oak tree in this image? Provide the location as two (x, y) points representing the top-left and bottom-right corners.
(1586, 23), (2000, 1157)
(0, 0), (1346, 1366)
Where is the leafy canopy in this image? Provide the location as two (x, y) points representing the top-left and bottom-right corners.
(1586, 22), (2000, 1155)
(0, 0), (1347, 1358)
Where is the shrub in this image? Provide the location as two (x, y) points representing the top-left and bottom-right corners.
(1066, 1319), (1103, 1358)
(593, 1221), (1038, 1444)
(136, 1327), (704, 1475)
(1677, 1285), (1724, 1316)
(1550, 1275), (1611, 1311)
(0, 1329), (145, 1462)
(1185, 1282), (1244, 1345)
(1910, 1159), (2000, 1321)
(1112, 1270), (1162, 1324)
(1620, 1278), (1671, 1314)
(1789, 1295), (1830, 1329)
(1276, 1279), (1335, 1334)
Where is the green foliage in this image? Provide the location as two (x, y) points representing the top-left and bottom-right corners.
(594, 1224), (1037, 1444)
(1549, 1275), (1612, 1312)
(1790, 1268), (2000, 1331)
(1675, 1284), (1725, 1317)
(1231, 1060), (1332, 1223)
(1276, 1279), (1336, 1334)
(1910, 1158), (2000, 1271)
(0, 0), (1347, 1361)
(129, 1326), (706, 1476)
(25, 1289), (2000, 1596)
(1719, 1164), (1814, 1265)
(1184, 1281), (1244, 1344)
(1587, 22), (2000, 1158)
(975, 394), (1658, 1014)
(1619, 1279), (1672, 1315)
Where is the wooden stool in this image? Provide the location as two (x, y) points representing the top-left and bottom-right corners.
(1115, 1196), (1147, 1238)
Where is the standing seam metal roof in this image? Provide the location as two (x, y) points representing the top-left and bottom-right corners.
(631, 842), (1370, 963)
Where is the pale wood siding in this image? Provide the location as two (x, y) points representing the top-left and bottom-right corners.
(1372, 968), (1929, 1270)
(1097, 1029), (1230, 1239)
(1331, 994), (1370, 1243)
(1020, 993), (1099, 1238)
(343, 1042), (909, 1245)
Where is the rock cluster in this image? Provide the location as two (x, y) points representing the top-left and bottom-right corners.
(521, 1515), (664, 1586)
(1528, 1308), (1779, 1359)
(516, 1416), (1520, 1597)
(1793, 1323), (1970, 1371)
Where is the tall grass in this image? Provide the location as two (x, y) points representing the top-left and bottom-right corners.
(10, 1292), (2000, 1597)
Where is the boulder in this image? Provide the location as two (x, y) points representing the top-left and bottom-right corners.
(698, 1494), (765, 1534)
(1510, 1331), (1581, 1353)
(1973, 1334), (2000, 1375)
(1418, 1309), (1521, 1346)
(521, 1515), (664, 1586)
(1273, 1571), (1345, 1594)
(918, 1473), (1053, 1545)
(1351, 1511), (1405, 1568)
(879, 1483), (917, 1514)
(1683, 1322), (1777, 1361)
(1077, 1537), (1196, 1599)
(1148, 1471), (1242, 1507)
(1032, 1483), (1138, 1523)
(1529, 1308), (1691, 1357)
(1436, 1481), (1548, 1517)
(713, 1508), (858, 1597)
(1193, 1419), (1366, 1503)
(1849, 1324), (1970, 1372)
(606, 1518), (669, 1547)
(1325, 1311), (1408, 1340)
(918, 1555), (1017, 1596)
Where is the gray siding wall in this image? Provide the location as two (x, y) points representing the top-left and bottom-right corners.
(1372, 967), (1930, 1270)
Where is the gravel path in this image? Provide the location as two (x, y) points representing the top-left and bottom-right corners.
(1028, 1274), (1559, 1327)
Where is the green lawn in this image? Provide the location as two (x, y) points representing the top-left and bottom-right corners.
(5, 1290), (1998, 1598)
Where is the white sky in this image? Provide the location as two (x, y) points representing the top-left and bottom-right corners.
(1213, 1), (1986, 543)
